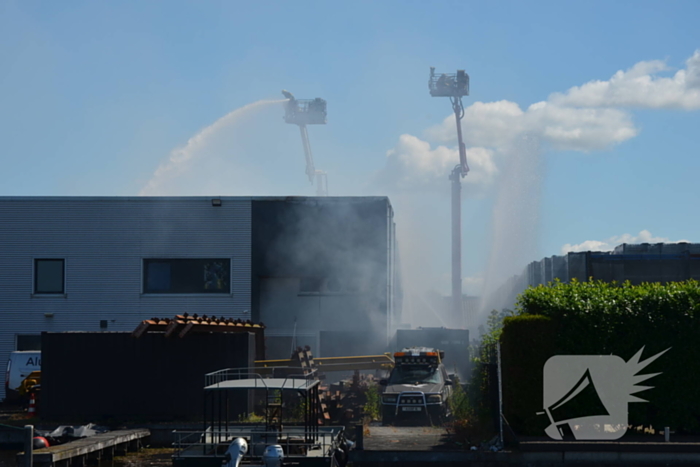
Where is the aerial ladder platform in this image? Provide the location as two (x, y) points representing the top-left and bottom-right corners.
(428, 68), (470, 324)
(282, 90), (329, 196)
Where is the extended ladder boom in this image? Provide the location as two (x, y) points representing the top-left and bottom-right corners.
(282, 90), (329, 194)
(256, 353), (395, 373)
(299, 125), (316, 183)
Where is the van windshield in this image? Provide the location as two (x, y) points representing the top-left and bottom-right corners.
(388, 365), (442, 385)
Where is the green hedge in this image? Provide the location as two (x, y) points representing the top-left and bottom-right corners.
(500, 279), (700, 435)
(500, 314), (556, 435)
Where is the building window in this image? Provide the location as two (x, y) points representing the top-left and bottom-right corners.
(143, 259), (231, 294)
(17, 335), (42, 351)
(34, 259), (65, 294)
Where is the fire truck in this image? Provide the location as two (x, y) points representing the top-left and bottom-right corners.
(379, 347), (454, 425)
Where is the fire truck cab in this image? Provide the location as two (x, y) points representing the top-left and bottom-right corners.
(380, 347), (453, 425)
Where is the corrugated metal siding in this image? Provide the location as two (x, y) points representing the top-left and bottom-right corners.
(0, 197), (252, 401)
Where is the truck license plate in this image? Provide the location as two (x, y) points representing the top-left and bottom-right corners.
(402, 407), (421, 412)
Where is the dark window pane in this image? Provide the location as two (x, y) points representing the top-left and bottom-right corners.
(35, 259), (64, 294)
(203, 261), (229, 291)
(143, 259), (230, 294)
(17, 335), (42, 351)
(147, 262), (171, 291)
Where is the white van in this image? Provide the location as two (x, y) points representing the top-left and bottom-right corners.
(4, 351), (41, 402)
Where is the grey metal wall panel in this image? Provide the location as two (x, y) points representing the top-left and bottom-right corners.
(661, 243), (688, 255)
(567, 252), (588, 283)
(0, 197), (252, 401)
(543, 257), (553, 284)
(589, 257), (620, 283)
(691, 260), (700, 279)
(532, 261), (539, 285)
(552, 255), (568, 282)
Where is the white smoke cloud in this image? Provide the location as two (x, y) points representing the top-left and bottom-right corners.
(378, 50), (700, 192)
(561, 230), (690, 254)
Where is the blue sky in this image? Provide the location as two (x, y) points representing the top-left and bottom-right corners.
(2, 1), (699, 297)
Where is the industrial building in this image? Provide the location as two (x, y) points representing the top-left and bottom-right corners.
(491, 242), (700, 313)
(0, 196), (400, 401)
(526, 242), (700, 285)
